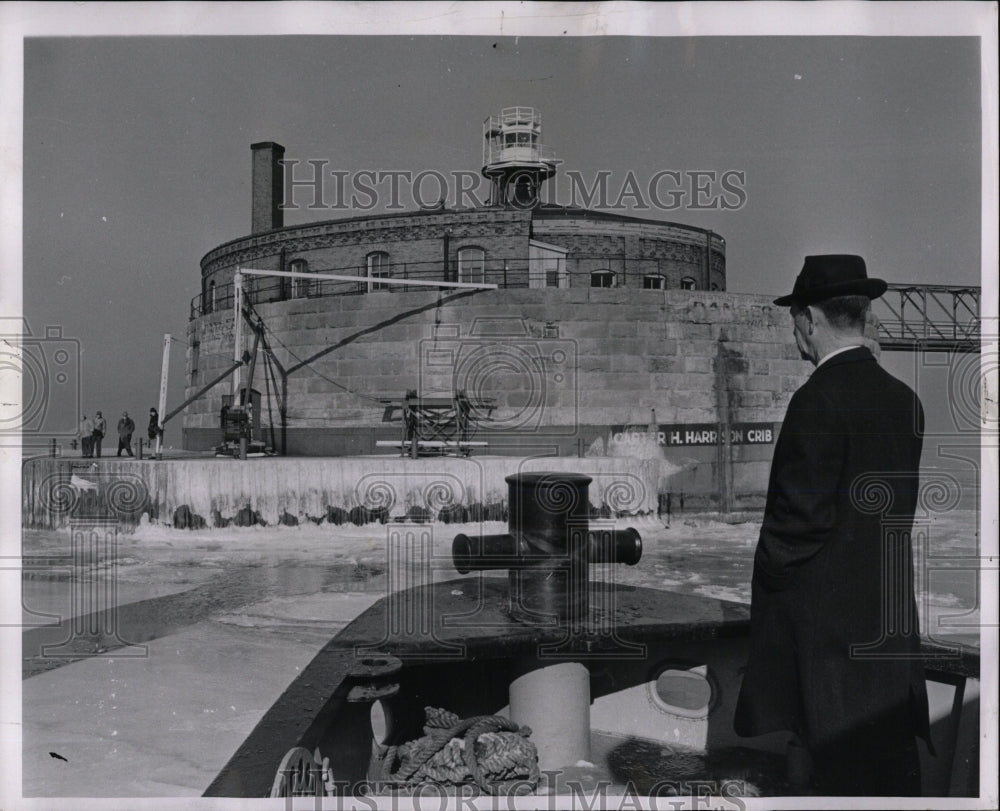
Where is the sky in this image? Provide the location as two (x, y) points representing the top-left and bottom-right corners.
(1, 6), (997, 810)
(1, 4), (994, 453)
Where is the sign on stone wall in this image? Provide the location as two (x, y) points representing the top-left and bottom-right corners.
(201, 320), (234, 344)
(611, 422), (776, 446)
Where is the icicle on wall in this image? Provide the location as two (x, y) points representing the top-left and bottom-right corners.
(22, 456), (665, 530)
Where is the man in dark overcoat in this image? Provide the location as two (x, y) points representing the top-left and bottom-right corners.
(734, 255), (931, 796)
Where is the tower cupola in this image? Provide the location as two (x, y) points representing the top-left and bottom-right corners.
(482, 107), (557, 208)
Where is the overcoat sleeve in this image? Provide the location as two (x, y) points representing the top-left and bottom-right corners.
(754, 382), (845, 591)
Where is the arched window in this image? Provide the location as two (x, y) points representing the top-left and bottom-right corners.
(457, 247), (485, 284)
(590, 270), (615, 288)
(643, 274), (665, 290)
(366, 251), (391, 291)
(207, 280), (216, 313)
(289, 259), (311, 298)
(680, 276), (697, 291)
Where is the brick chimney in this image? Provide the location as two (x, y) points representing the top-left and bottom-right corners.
(251, 141), (285, 234)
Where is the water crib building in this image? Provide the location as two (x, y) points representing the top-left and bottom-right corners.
(183, 108), (808, 506)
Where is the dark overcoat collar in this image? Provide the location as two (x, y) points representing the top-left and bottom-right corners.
(812, 345), (876, 376)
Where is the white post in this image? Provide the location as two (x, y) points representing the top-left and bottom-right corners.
(233, 270), (244, 401)
(155, 335), (170, 459)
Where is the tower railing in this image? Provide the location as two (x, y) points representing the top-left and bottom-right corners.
(190, 254), (722, 319)
(485, 107), (542, 131)
(483, 140), (557, 168)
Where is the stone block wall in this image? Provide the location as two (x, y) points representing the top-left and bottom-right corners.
(183, 287), (809, 503)
(187, 289), (798, 427)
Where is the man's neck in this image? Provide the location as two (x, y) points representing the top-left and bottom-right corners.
(815, 344), (865, 368)
(809, 331), (867, 367)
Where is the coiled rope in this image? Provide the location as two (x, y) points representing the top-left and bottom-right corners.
(371, 707), (539, 795)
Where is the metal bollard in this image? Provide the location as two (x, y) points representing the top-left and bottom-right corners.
(452, 472), (641, 626)
(453, 472), (642, 772)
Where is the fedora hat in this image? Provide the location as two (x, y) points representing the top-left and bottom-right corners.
(774, 254), (887, 306)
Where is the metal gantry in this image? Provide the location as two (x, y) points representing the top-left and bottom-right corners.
(874, 284), (981, 353)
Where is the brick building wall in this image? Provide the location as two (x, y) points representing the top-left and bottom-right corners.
(195, 207), (726, 310)
(531, 210), (726, 291)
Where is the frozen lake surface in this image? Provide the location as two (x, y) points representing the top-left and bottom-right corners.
(19, 500), (982, 797)
(22, 502), (983, 661)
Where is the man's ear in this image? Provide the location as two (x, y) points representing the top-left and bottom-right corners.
(803, 304), (823, 335)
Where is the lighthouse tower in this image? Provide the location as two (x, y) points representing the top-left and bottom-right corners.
(482, 107), (558, 208)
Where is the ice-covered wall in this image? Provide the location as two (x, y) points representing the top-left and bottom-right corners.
(22, 456), (661, 530)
